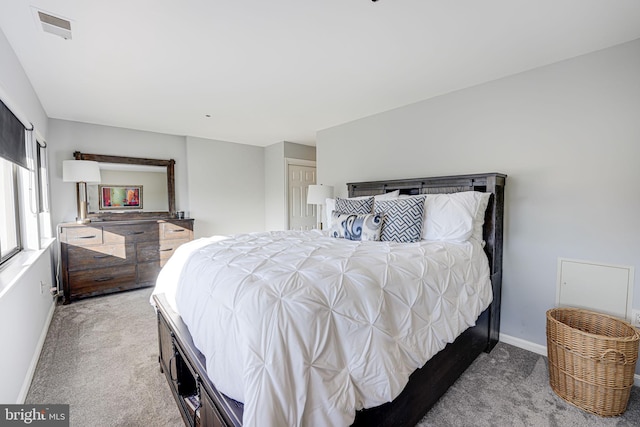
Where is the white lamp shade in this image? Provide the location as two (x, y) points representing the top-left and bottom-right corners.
(63, 160), (101, 183)
(307, 184), (334, 205)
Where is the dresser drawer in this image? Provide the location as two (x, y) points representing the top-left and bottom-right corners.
(66, 243), (135, 271)
(62, 226), (103, 246)
(59, 219), (194, 303)
(137, 239), (189, 263)
(137, 261), (162, 284)
(161, 222), (192, 240)
(103, 223), (160, 243)
(68, 265), (137, 296)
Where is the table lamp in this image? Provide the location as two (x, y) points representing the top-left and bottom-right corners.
(306, 184), (334, 230)
(63, 160), (101, 223)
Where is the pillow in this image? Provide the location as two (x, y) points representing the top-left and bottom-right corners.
(329, 212), (383, 241)
(422, 191), (491, 242)
(334, 197), (374, 215)
(471, 192), (491, 242)
(325, 190), (399, 226)
(354, 190), (400, 201)
(374, 196), (426, 243)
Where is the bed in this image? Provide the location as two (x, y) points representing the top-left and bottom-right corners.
(152, 172), (506, 427)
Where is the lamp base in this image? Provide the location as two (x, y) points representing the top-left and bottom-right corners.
(76, 199), (90, 224)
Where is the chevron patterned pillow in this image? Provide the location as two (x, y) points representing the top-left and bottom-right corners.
(375, 196), (426, 242)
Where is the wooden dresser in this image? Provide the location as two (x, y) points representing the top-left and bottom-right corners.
(58, 218), (194, 304)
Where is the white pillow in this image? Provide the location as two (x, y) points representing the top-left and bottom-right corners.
(422, 191), (491, 242)
(471, 192), (491, 242)
(325, 190), (399, 228)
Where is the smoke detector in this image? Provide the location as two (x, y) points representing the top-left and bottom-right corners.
(35, 9), (72, 40)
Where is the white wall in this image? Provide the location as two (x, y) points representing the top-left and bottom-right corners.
(0, 245), (55, 403)
(47, 119), (189, 227)
(317, 39), (640, 373)
(186, 136), (265, 237)
(0, 28), (56, 404)
(0, 29), (47, 138)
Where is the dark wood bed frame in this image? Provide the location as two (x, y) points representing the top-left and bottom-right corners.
(154, 172), (506, 427)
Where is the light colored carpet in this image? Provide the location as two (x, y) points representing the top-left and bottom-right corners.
(26, 287), (182, 427)
(417, 339), (640, 427)
(27, 287), (640, 426)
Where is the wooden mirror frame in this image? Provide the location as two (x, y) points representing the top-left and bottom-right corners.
(74, 151), (176, 220)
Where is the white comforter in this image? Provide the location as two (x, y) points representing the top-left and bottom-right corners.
(153, 230), (492, 427)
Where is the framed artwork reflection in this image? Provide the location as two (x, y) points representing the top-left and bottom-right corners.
(99, 185), (143, 210)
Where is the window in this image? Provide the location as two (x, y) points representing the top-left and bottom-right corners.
(36, 141), (50, 213)
(0, 157), (21, 263)
(0, 98), (28, 264)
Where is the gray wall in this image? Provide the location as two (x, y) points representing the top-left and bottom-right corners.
(48, 121), (315, 240)
(317, 39), (640, 372)
(264, 142), (286, 231)
(186, 136), (265, 237)
(47, 119), (189, 227)
(264, 141), (316, 231)
(284, 141), (316, 162)
(49, 121), (273, 239)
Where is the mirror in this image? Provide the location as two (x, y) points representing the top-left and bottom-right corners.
(74, 152), (176, 220)
(87, 163), (168, 213)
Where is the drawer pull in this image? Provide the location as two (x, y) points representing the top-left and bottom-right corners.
(169, 353), (177, 383)
(160, 248), (174, 252)
(78, 235), (97, 239)
(93, 254), (111, 259)
(168, 229), (185, 233)
(127, 231), (145, 235)
(94, 277), (114, 282)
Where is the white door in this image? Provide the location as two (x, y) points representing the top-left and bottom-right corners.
(288, 164), (316, 230)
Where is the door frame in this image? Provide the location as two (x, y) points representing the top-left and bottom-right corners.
(284, 158), (316, 230)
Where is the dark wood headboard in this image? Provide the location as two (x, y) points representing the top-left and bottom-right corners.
(347, 173), (506, 350)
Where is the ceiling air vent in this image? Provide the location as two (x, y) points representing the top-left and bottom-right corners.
(38, 11), (72, 40)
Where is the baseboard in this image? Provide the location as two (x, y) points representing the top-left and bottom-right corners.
(499, 333), (640, 388)
(17, 300), (56, 403)
(500, 333), (547, 356)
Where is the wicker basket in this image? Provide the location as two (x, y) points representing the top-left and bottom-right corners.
(546, 307), (640, 417)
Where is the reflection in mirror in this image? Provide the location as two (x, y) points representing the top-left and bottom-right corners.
(86, 163), (168, 213)
(73, 151), (176, 220)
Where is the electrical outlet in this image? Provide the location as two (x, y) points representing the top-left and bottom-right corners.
(632, 309), (640, 327)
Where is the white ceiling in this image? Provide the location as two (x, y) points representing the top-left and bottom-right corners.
(1, 1), (640, 147)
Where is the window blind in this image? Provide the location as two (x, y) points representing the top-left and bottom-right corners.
(0, 99), (27, 169)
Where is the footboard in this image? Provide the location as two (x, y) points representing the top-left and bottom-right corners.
(155, 293), (243, 427)
(155, 293), (492, 427)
